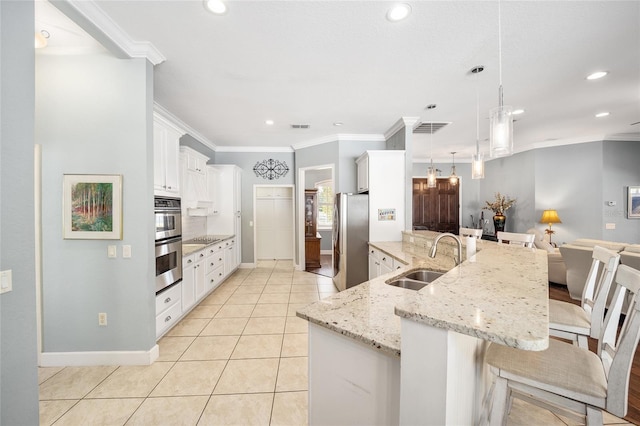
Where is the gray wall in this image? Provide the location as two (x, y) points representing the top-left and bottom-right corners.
(534, 142), (603, 245)
(336, 140), (386, 193)
(603, 141), (640, 243)
(0, 1), (40, 422)
(36, 53), (156, 352)
(482, 150), (537, 235)
(214, 151), (295, 264)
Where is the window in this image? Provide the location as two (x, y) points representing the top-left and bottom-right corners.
(315, 179), (334, 229)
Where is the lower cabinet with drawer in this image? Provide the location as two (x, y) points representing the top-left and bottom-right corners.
(155, 283), (182, 337)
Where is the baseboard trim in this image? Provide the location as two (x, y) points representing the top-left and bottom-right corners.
(239, 262), (255, 269)
(320, 250), (332, 255)
(40, 344), (159, 367)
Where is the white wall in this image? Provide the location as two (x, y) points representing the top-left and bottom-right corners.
(36, 53), (156, 353)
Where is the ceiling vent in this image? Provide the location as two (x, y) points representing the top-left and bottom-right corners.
(290, 124), (311, 129)
(413, 121), (451, 134)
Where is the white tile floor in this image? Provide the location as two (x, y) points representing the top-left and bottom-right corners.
(38, 260), (633, 425)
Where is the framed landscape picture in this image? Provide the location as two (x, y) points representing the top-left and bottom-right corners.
(63, 174), (123, 239)
(629, 186), (640, 219)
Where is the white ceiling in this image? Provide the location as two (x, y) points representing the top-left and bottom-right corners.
(37, 1), (640, 162)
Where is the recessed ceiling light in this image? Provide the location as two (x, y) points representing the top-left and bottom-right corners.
(512, 109), (525, 115)
(333, 122), (343, 126)
(204, 0), (227, 15)
(386, 4), (411, 22)
(586, 71), (608, 80)
(265, 120), (274, 126)
(595, 112), (610, 118)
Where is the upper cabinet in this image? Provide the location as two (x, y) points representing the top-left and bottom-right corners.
(180, 146), (211, 211)
(356, 154), (369, 193)
(153, 113), (184, 197)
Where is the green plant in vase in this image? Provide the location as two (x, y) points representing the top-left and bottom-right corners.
(485, 192), (516, 233)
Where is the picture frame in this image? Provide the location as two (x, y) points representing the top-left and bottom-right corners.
(629, 186), (640, 219)
(63, 174), (123, 239)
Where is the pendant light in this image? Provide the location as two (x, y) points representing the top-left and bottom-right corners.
(426, 104), (437, 188)
(489, 0), (513, 158)
(449, 152), (458, 185)
(471, 66), (485, 179)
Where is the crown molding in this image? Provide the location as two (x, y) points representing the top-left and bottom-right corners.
(384, 117), (421, 140)
(153, 103), (217, 151)
(55, 0), (165, 65)
(291, 133), (385, 150)
(216, 146), (295, 153)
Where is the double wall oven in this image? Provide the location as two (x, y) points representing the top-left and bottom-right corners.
(155, 197), (182, 294)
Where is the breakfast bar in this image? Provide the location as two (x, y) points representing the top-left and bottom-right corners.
(297, 231), (549, 425)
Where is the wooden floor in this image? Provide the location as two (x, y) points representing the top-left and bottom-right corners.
(305, 254), (333, 278)
(548, 283), (640, 424)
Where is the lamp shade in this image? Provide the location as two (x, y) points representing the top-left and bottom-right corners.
(540, 209), (561, 224)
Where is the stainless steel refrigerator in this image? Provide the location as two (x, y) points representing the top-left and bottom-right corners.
(333, 193), (369, 291)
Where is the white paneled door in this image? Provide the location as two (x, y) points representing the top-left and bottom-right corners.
(255, 186), (294, 260)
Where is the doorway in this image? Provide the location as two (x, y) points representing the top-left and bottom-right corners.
(253, 185), (295, 262)
(412, 177), (460, 233)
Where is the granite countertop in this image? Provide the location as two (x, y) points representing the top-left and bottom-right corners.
(297, 233), (549, 357)
(182, 234), (235, 256)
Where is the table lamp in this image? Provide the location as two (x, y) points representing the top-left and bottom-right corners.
(540, 209), (561, 244)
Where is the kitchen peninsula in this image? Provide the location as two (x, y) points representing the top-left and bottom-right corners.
(297, 230), (549, 425)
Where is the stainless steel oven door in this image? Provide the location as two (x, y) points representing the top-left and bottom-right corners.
(156, 236), (183, 293)
(155, 209), (182, 241)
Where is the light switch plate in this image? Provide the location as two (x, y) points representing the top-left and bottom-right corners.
(606, 223), (616, 230)
(108, 245), (117, 258)
(122, 245), (131, 258)
(1, 270), (12, 294)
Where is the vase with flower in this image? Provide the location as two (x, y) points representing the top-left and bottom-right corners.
(485, 192), (516, 233)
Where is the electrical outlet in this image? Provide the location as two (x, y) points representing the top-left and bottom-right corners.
(1, 270), (12, 294)
(98, 312), (107, 326)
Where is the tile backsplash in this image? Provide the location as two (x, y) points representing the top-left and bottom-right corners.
(182, 215), (206, 241)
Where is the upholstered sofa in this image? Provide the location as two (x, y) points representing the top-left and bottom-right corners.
(527, 229), (567, 286)
(559, 239), (631, 300)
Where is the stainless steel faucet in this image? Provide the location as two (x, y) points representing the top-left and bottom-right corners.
(429, 233), (463, 266)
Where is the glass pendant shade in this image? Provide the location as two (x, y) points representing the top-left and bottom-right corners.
(449, 166), (458, 185)
(489, 104), (513, 158)
(427, 165), (437, 188)
(471, 152), (485, 179)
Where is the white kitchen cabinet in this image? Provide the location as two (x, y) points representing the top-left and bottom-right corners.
(356, 154), (369, 193)
(155, 282), (182, 338)
(223, 238), (238, 277)
(180, 147), (211, 211)
(368, 245), (401, 279)
(205, 243), (225, 293)
(357, 150), (405, 242)
(153, 113), (183, 197)
(207, 165), (242, 264)
(182, 249), (205, 313)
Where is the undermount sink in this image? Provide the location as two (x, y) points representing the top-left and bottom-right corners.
(386, 270), (445, 290)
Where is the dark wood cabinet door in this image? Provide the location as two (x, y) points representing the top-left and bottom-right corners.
(412, 178), (459, 233)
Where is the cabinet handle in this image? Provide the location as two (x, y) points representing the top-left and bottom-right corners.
(218, 272), (223, 276)
(218, 258), (223, 261)
(165, 315), (172, 322)
(210, 262), (214, 266)
(199, 253), (204, 257)
(164, 297), (171, 303)
(167, 186), (172, 189)
(187, 259), (192, 264)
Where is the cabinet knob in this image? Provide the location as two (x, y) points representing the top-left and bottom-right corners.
(165, 315), (172, 322)
(167, 186), (172, 189)
(199, 253), (204, 257)
(382, 257), (386, 261)
(187, 259), (192, 264)
(164, 297), (171, 303)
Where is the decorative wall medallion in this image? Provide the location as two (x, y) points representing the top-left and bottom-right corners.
(253, 159), (289, 180)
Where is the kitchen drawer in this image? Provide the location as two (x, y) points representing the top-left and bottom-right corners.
(155, 298), (182, 336)
(205, 245), (221, 257)
(380, 252), (394, 270)
(206, 250), (224, 274)
(206, 266), (225, 292)
(368, 246), (380, 260)
(155, 282), (182, 314)
(183, 253), (196, 269)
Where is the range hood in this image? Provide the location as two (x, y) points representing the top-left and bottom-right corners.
(187, 201), (218, 216)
